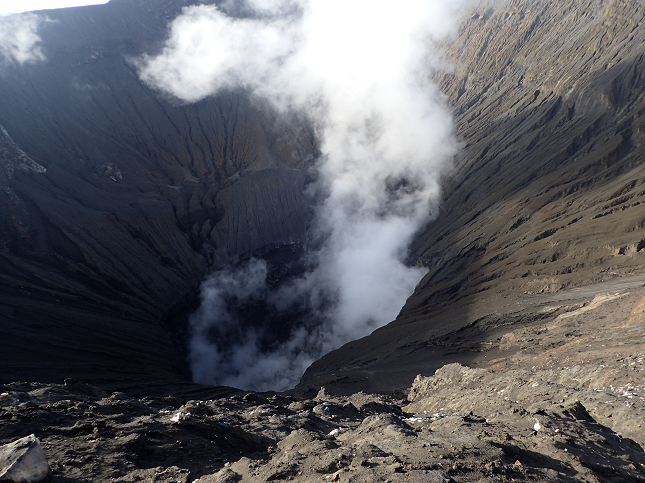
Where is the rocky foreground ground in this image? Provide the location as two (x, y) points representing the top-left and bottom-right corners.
(3, 281), (645, 482)
(1, 367), (643, 483)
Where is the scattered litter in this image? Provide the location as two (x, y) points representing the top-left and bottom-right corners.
(609, 383), (642, 398)
(171, 411), (191, 423)
(534, 421), (541, 432)
(328, 428), (348, 437)
(403, 417), (426, 423)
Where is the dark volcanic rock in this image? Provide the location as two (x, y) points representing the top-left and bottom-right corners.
(0, 0), (315, 388)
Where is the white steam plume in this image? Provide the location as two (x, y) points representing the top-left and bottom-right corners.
(0, 13), (46, 65)
(139, 0), (464, 390)
(189, 258), (315, 391)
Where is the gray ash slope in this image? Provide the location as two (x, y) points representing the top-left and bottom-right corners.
(0, 0), (315, 390)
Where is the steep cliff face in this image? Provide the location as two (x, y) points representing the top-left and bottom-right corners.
(0, 0), (315, 388)
(301, 0), (645, 392)
(413, 0), (645, 305)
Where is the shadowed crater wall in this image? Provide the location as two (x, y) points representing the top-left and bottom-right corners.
(0, 0), (315, 391)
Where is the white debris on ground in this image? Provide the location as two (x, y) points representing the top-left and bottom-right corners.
(171, 411), (191, 423)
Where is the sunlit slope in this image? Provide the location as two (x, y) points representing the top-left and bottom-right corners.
(301, 0), (645, 393)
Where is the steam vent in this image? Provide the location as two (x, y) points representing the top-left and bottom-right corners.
(2, 0), (645, 481)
